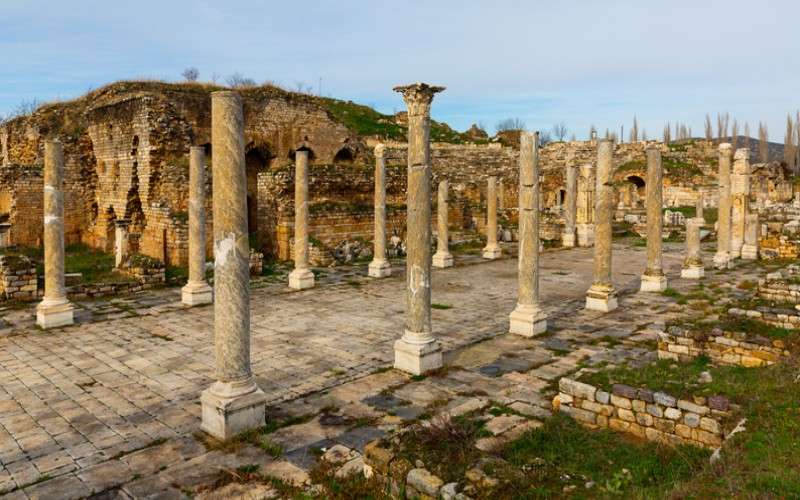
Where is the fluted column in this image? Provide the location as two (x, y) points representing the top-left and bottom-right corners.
(182, 146), (213, 305)
(432, 180), (453, 268)
(741, 213), (759, 260)
(368, 144), (391, 277)
(730, 148), (750, 258)
(482, 176), (501, 259)
(36, 140), (74, 328)
(713, 144), (733, 268)
(201, 91), (266, 440)
(288, 151), (315, 289)
(640, 147), (667, 292)
(562, 165), (577, 247)
(681, 218), (704, 278)
(585, 140), (618, 312)
(509, 132), (547, 336)
(392, 82), (444, 375)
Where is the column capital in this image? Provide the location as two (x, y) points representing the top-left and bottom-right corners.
(114, 218), (132, 229)
(374, 143), (386, 158)
(718, 142), (732, 154)
(393, 83), (445, 117)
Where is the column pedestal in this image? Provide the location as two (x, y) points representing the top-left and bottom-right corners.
(288, 268), (315, 290)
(481, 245), (501, 259)
(432, 250), (454, 268)
(509, 303), (548, 337)
(640, 274), (667, 292)
(741, 245), (758, 260)
(36, 298), (74, 329)
(577, 224), (594, 247)
(393, 337), (442, 376)
(681, 263), (705, 279)
(201, 379), (266, 440)
(562, 232), (576, 248)
(585, 284), (618, 312)
(368, 259), (392, 277)
(712, 252), (731, 269)
(182, 280), (213, 305)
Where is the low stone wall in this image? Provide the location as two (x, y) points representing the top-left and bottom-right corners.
(0, 254), (37, 300)
(657, 325), (791, 367)
(61, 281), (154, 300)
(555, 378), (730, 449)
(120, 254), (167, 285)
(757, 275), (800, 304)
(759, 235), (800, 259)
(728, 306), (800, 330)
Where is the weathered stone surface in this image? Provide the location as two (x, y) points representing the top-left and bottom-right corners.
(707, 396), (730, 411)
(641, 147), (666, 291)
(559, 378), (596, 401)
(407, 468), (443, 498)
(653, 391), (677, 407)
(586, 140), (617, 311)
(182, 146), (213, 305)
(612, 384), (639, 399)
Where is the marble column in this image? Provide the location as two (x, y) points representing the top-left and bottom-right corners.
(498, 180), (506, 211)
(36, 140), (74, 329)
(585, 140), (618, 312)
(201, 91), (266, 440)
(640, 147), (667, 292)
(741, 213), (759, 260)
(368, 144), (392, 277)
(432, 180), (453, 268)
(713, 144), (733, 268)
(182, 146), (213, 305)
(730, 148), (750, 258)
(576, 164), (595, 247)
(562, 165), (577, 247)
(392, 82), (444, 375)
(509, 132), (547, 336)
(696, 194), (705, 225)
(681, 219), (704, 278)
(288, 151), (315, 290)
(482, 176), (501, 259)
(114, 219), (131, 268)
(0, 223), (11, 248)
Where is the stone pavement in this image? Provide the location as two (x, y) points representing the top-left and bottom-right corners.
(0, 241), (762, 498)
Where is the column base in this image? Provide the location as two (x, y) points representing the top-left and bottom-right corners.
(432, 251), (454, 268)
(394, 337), (442, 375)
(681, 265), (705, 279)
(640, 274), (668, 293)
(585, 285), (618, 312)
(181, 281), (213, 306)
(201, 379), (267, 440)
(368, 259), (392, 278)
(730, 240), (743, 259)
(577, 225), (594, 247)
(712, 252), (731, 269)
(508, 303), (548, 337)
(562, 233), (576, 248)
(36, 299), (74, 329)
(482, 244), (501, 259)
(288, 268), (315, 290)
(741, 245), (758, 260)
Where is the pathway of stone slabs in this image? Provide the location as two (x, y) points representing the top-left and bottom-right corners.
(0, 242), (759, 498)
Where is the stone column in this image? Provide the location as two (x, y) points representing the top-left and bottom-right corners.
(392, 82), (444, 375)
(288, 151), (315, 289)
(713, 144), (733, 268)
(730, 148), (750, 258)
(432, 180), (453, 268)
(640, 147), (667, 292)
(482, 176), (501, 259)
(36, 140), (74, 329)
(0, 223), (11, 248)
(368, 144), (391, 277)
(201, 91), (266, 440)
(498, 180), (506, 211)
(576, 164), (595, 247)
(585, 140), (618, 312)
(681, 219), (704, 278)
(562, 165), (577, 247)
(509, 132), (547, 336)
(741, 213), (759, 260)
(114, 219), (131, 268)
(182, 146), (213, 305)
(696, 193), (705, 225)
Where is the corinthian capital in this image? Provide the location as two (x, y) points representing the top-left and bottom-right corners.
(393, 83), (445, 117)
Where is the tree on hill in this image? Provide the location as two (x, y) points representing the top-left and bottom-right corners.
(181, 67), (199, 82)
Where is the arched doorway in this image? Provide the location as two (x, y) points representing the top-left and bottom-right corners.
(245, 145), (271, 239)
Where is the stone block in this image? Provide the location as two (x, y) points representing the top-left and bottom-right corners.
(559, 378), (597, 401)
(645, 404), (663, 418)
(637, 388), (655, 403)
(200, 386), (267, 441)
(699, 417), (721, 434)
(407, 468), (443, 498)
(609, 394), (632, 409)
(741, 356), (765, 367)
(595, 391), (610, 404)
(707, 396), (730, 411)
(654, 418), (675, 433)
(664, 408), (682, 421)
(653, 391), (676, 407)
(617, 408), (636, 422)
(683, 413), (701, 428)
(677, 400), (709, 415)
(611, 384), (639, 399)
(632, 399), (646, 413)
(394, 339), (442, 376)
(363, 440), (393, 475)
(608, 418), (630, 432)
(636, 412), (654, 427)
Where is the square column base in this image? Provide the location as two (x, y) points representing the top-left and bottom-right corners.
(585, 286), (618, 312)
(368, 259), (392, 278)
(394, 338), (442, 375)
(509, 304), (548, 337)
(181, 281), (213, 306)
(288, 268), (315, 290)
(640, 274), (668, 293)
(681, 266), (705, 279)
(482, 245), (501, 259)
(432, 251), (454, 268)
(562, 233), (576, 248)
(577, 225), (594, 247)
(36, 300), (74, 329)
(201, 384), (267, 440)
(712, 252), (731, 269)
(741, 245), (758, 260)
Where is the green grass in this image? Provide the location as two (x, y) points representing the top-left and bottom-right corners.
(578, 356), (714, 399)
(431, 303), (452, 310)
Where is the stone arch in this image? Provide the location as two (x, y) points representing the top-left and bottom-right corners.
(626, 175), (646, 198)
(333, 146), (356, 164)
(131, 135), (139, 157)
(288, 142), (316, 162)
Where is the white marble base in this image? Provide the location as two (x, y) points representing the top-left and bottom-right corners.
(577, 225), (594, 247)
(36, 299), (74, 329)
(432, 251), (454, 268)
(508, 304), (548, 337)
(482, 245), (501, 259)
(201, 380), (267, 440)
(288, 268), (315, 290)
(394, 338), (442, 375)
(712, 252), (731, 269)
(681, 266), (705, 279)
(741, 245), (758, 260)
(562, 233), (576, 248)
(640, 274), (668, 293)
(585, 286), (618, 312)
(368, 259), (392, 278)
(181, 281), (213, 306)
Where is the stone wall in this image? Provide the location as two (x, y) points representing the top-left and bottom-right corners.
(758, 271), (800, 303)
(657, 325), (791, 367)
(728, 306), (800, 331)
(556, 378), (730, 449)
(0, 255), (37, 301)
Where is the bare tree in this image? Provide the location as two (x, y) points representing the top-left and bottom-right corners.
(226, 72), (257, 88)
(551, 122), (568, 142)
(181, 67), (199, 82)
(663, 123), (671, 144)
(10, 98), (41, 117)
(785, 113), (797, 167)
(744, 122), (751, 150)
(629, 116), (638, 142)
(758, 122), (769, 163)
(570, 133), (576, 142)
(211, 72), (219, 84)
(731, 119), (739, 151)
(704, 114), (713, 142)
(796, 111), (800, 169)
(495, 117), (526, 133)
(723, 112), (730, 140)
(538, 131), (553, 147)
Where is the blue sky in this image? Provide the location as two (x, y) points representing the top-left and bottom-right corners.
(2, 0), (798, 141)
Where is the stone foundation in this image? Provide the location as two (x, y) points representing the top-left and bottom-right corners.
(657, 325), (791, 367)
(0, 255), (38, 301)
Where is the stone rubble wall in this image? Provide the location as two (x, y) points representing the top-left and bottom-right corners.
(758, 275), (800, 303)
(0, 255), (38, 301)
(759, 235), (800, 259)
(556, 378), (730, 449)
(657, 325), (791, 367)
(728, 306), (800, 331)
